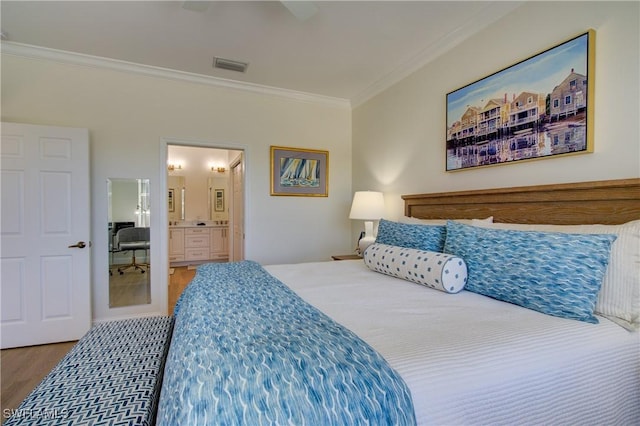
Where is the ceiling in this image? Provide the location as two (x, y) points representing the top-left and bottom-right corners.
(1, 1), (523, 105)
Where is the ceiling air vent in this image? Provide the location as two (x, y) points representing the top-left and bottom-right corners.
(213, 57), (249, 73)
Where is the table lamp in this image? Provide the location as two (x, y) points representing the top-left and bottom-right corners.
(349, 191), (384, 255)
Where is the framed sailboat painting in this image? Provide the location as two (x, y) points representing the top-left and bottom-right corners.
(270, 146), (329, 196)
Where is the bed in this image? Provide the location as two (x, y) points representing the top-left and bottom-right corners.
(158, 178), (640, 425)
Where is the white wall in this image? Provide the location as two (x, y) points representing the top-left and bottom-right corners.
(1, 55), (352, 321)
(353, 1), (640, 223)
(110, 180), (138, 223)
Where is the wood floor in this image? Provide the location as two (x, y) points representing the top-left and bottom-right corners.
(168, 266), (196, 313)
(0, 266), (195, 423)
(1, 341), (76, 424)
(109, 266), (151, 308)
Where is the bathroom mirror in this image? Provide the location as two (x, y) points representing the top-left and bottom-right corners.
(108, 178), (151, 308)
(168, 175), (185, 222)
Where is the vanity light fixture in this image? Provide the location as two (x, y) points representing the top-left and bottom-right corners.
(211, 166), (226, 173)
(167, 163), (182, 171)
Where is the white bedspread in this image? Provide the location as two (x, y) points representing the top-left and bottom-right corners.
(266, 260), (640, 426)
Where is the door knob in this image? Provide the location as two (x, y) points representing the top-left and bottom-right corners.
(68, 241), (87, 249)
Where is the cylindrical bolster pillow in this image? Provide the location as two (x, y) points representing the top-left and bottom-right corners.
(363, 243), (467, 293)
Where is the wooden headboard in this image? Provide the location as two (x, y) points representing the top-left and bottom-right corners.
(402, 178), (640, 225)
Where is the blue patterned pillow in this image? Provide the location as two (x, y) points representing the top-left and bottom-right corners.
(376, 219), (446, 252)
(443, 221), (617, 323)
(364, 243), (467, 293)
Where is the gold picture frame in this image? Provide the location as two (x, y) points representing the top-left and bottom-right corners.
(168, 188), (175, 212)
(446, 30), (595, 171)
(214, 189), (225, 212)
(270, 146), (329, 197)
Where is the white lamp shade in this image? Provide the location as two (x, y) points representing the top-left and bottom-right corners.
(349, 191), (385, 220)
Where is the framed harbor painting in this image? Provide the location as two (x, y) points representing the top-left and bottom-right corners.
(446, 30), (595, 171)
(270, 146), (329, 196)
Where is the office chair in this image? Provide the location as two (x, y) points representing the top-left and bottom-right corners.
(115, 227), (150, 274)
(109, 222), (135, 276)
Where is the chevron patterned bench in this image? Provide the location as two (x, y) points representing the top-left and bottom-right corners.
(4, 316), (174, 425)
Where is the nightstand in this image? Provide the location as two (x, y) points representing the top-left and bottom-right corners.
(331, 254), (363, 261)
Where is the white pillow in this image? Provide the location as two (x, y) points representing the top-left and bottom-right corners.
(399, 216), (493, 225)
(363, 243), (467, 293)
(471, 219), (640, 330)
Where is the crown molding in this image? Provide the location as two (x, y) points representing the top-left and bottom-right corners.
(1, 41), (351, 109)
(351, 1), (524, 108)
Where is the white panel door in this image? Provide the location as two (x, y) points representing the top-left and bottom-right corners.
(1, 122), (91, 349)
(231, 155), (244, 261)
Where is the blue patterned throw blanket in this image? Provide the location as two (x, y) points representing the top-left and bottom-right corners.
(158, 261), (415, 425)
